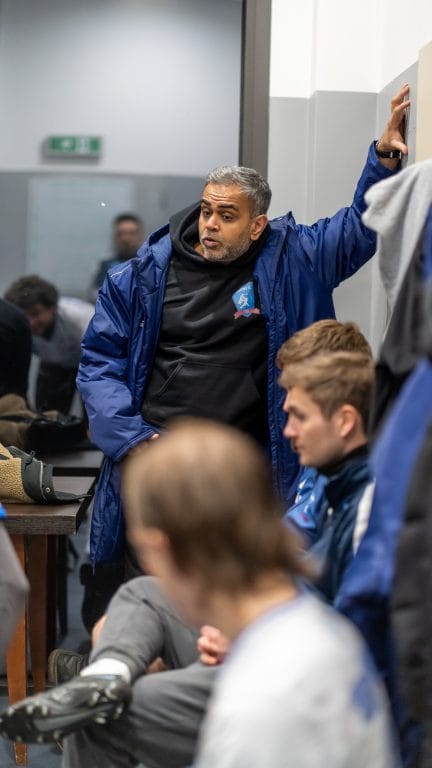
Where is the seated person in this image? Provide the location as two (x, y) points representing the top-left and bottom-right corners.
(275, 319), (372, 546)
(0, 297), (32, 401)
(5, 275), (94, 413)
(280, 349), (374, 603)
(0, 349), (379, 766)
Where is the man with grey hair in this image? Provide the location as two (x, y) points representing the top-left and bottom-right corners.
(75, 86), (409, 617)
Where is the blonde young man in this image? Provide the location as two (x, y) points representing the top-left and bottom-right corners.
(276, 320), (372, 545)
(280, 350), (374, 602)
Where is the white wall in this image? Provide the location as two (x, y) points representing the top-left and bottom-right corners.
(0, 0), (242, 176)
(270, 0), (432, 96)
(269, 0), (316, 98)
(270, 0), (381, 96)
(379, 0), (432, 88)
(314, 0), (382, 92)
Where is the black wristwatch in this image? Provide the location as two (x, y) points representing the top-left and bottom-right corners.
(375, 141), (402, 160)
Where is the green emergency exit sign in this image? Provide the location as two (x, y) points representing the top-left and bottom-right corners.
(44, 136), (102, 157)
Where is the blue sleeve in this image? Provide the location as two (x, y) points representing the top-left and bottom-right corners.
(77, 268), (157, 462)
(296, 142), (398, 289)
(283, 469), (327, 547)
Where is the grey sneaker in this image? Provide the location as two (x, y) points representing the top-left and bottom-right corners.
(48, 648), (90, 685)
(0, 675), (131, 744)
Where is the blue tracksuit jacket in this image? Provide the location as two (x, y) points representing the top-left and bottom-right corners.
(77, 143), (394, 566)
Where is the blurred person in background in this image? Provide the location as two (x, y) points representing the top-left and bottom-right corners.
(88, 212), (144, 301)
(5, 275), (94, 414)
(0, 298), (32, 401)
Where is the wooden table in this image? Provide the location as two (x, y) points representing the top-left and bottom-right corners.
(37, 450), (102, 638)
(3, 476), (95, 766)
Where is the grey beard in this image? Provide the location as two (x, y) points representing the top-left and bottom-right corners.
(200, 235), (252, 264)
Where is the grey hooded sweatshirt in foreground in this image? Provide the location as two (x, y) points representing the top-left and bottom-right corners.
(0, 523), (28, 660)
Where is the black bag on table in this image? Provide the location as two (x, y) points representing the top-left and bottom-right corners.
(0, 394), (87, 453)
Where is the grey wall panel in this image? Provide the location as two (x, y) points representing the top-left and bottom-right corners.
(267, 83), (421, 345)
(134, 174), (204, 234)
(268, 91), (377, 338)
(0, 174), (28, 294)
(311, 91), (377, 338)
(268, 97), (310, 221)
(308, 91), (377, 220)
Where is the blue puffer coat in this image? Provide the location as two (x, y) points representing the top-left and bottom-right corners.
(77, 143), (394, 566)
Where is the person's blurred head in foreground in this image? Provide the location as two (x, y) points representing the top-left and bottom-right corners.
(123, 419), (308, 636)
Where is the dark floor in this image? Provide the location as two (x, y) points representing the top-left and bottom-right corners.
(0, 516), (90, 767)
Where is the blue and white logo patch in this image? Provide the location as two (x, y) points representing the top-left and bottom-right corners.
(232, 281), (261, 319)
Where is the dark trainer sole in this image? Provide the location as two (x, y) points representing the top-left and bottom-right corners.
(0, 677), (130, 744)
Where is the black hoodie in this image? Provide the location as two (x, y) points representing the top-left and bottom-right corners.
(141, 205), (269, 444)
